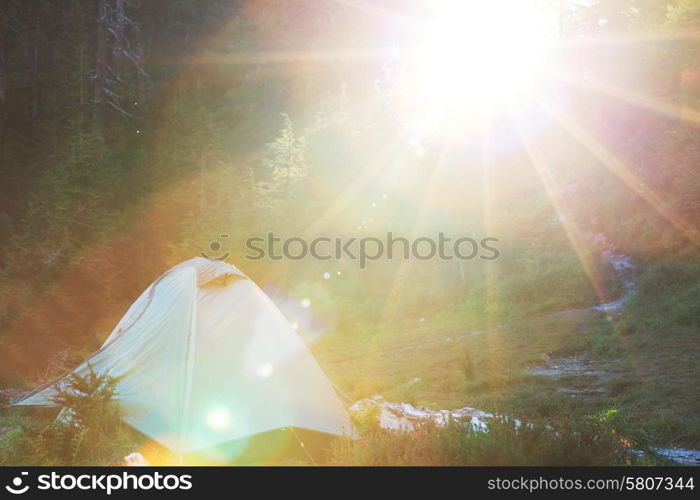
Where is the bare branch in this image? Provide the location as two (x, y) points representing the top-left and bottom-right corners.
(106, 99), (142, 120)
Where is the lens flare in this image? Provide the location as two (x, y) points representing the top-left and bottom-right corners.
(256, 362), (274, 378)
(206, 408), (232, 431)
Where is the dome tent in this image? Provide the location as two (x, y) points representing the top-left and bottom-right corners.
(13, 258), (351, 456)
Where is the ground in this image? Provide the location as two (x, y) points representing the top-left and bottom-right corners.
(315, 304), (700, 452)
(1, 257), (698, 464)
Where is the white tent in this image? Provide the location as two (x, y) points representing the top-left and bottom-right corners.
(14, 258), (351, 454)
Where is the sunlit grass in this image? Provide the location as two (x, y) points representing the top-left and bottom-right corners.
(1, 0), (699, 466)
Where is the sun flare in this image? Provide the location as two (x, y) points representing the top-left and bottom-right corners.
(415, 0), (554, 118)
(3, 0), (699, 468)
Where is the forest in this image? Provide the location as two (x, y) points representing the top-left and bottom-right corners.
(0, 0), (698, 466)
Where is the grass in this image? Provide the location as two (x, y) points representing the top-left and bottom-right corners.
(316, 307), (594, 408)
(328, 415), (648, 466)
(314, 258), (700, 454)
(0, 252), (696, 465)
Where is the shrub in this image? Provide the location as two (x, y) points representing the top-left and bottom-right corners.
(328, 415), (636, 466)
(621, 260), (700, 334)
(0, 367), (139, 465)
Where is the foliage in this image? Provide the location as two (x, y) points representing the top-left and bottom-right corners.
(329, 415), (639, 466)
(0, 0), (698, 464)
(258, 113), (310, 207)
(621, 259), (700, 335)
(0, 367), (137, 466)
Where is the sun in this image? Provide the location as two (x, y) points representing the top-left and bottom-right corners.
(413, 0), (555, 122)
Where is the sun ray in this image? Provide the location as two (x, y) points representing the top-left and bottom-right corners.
(509, 107), (610, 302)
(479, 111), (507, 379)
(479, 111), (499, 325)
(367, 128), (456, 375)
(301, 128), (403, 238)
(546, 66), (700, 126)
(536, 97), (700, 247)
(161, 47), (389, 67)
(325, 0), (425, 32)
(559, 28), (700, 49)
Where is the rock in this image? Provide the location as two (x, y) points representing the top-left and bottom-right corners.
(351, 398), (700, 466)
(593, 233), (608, 246)
(350, 396), (498, 432)
(594, 247), (638, 314)
(557, 388), (606, 397)
(652, 447), (700, 466)
(123, 452), (148, 466)
(529, 355), (603, 378)
(0, 388), (28, 404)
(630, 447), (700, 466)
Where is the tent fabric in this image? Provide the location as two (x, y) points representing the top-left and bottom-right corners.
(13, 258), (351, 453)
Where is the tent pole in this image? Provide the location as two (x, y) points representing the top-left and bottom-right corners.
(289, 427), (317, 466)
(178, 276), (200, 461)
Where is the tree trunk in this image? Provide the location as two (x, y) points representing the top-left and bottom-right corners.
(95, 0), (108, 141)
